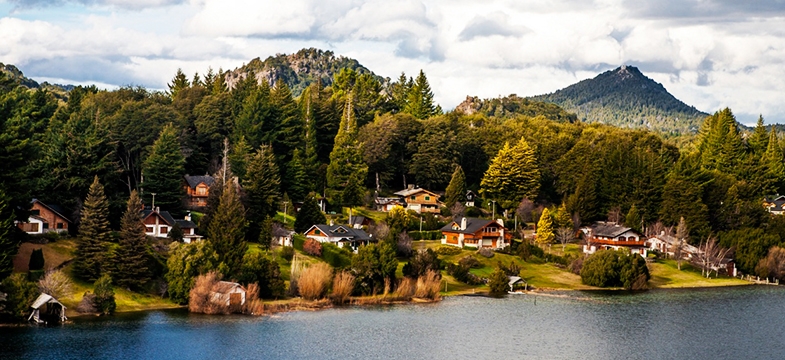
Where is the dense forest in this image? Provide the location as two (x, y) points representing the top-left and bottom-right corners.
(2, 49), (785, 310)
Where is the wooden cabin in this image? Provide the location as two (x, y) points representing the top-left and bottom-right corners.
(17, 199), (71, 234)
(210, 281), (246, 308)
(141, 208), (201, 242)
(28, 293), (67, 324)
(183, 175), (215, 209)
(440, 217), (512, 249)
(393, 185), (443, 214)
(582, 222), (647, 257)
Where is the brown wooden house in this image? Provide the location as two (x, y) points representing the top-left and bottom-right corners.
(440, 217), (512, 249)
(17, 199), (71, 234)
(393, 185), (443, 214)
(183, 175), (215, 209)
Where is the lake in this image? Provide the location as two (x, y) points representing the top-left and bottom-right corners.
(2, 286), (785, 359)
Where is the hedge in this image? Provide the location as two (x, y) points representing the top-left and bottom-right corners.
(322, 243), (353, 268)
(293, 234), (306, 251)
(409, 230), (443, 241)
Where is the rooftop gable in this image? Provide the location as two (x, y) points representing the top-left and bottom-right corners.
(184, 175), (215, 189)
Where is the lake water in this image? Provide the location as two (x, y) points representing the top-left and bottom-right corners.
(2, 286), (785, 359)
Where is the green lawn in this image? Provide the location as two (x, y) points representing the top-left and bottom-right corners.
(648, 259), (749, 288)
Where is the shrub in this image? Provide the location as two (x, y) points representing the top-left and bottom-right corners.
(239, 252), (284, 298)
(189, 272), (229, 315)
(1, 273), (39, 319)
(403, 249), (442, 278)
(569, 255), (585, 275)
(517, 242), (544, 261)
(331, 271), (355, 304)
(446, 263), (482, 285)
(292, 234), (306, 251)
(393, 277), (416, 299)
(756, 246), (785, 282)
(397, 232), (413, 257)
(280, 246), (295, 262)
(498, 261), (521, 277)
(77, 292), (97, 313)
(488, 267), (509, 297)
(303, 238), (323, 257)
(580, 249), (649, 290)
(414, 270), (441, 300)
(458, 255), (481, 269)
(465, 206), (482, 218)
(29, 249), (45, 271)
(243, 283), (264, 316)
(435, 246), (462, 256)
(409, 230), (443, 241)
(477, 247), (494, 258)
(322, 243), (352, 268)
(38, 270), (73, 299)
(93, 274), (116, 315)
(298, 263), (333, 300)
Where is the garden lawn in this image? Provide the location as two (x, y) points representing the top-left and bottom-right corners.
(13, 239), (77, 272)
(648, 260), (749, 288)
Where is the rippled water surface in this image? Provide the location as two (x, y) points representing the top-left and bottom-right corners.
(3, 286), (785, 359)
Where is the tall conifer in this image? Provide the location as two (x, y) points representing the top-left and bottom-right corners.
(480, 137), (540, 209)
(142, 123), (186, 214)
(209, 180), (247, 276)
(114, 190), (150, 290)
(536, 208), (555, 246)
(294, 196), (327, 233)
(243, 145), (281, 243)
(285, 149), (310, 202)
(326, 94), (368, 205)
(0, 189), (17, 281)
(763, 128), (785, 193)
(74, 176), (111, 281)
(444, 165), (467, 208)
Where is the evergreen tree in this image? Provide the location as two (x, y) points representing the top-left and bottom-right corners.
(168, 68), (190, 99)
(228, 136), (252, 182)
(294, 195), (326, 233)
(234, 80), (271, 150)
(536, 207), (555, 246)
(93, 274), (116, 315)
(555, 203), (573, 230)
(114, 190), (151, 290)
(73, 176), (111, 281)
(209, 180), (247, 276)
(243, 145), (281, 243)
(142, 123), (186, 213)
(301, 87), (320, 174)
(763, 128), (785, 193)
(624, 204), (642, 233)
(444, 165), (467, 208)
(480, 137), (541, 209)
(268, 80), (303, 165)
(326, 95), (368, 205)
(404, 70), (438, 119)
(389, 72), (411, 113)
(198, 170), (224, 235)
(748, 115), (769, 155)
(0, 189), (17, 281)
(566, 168), (602, 222)
(285, 149), (310, 202)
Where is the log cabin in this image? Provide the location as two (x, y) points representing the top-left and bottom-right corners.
(183, 175), (215, 209)
(440, 217), (512, 249)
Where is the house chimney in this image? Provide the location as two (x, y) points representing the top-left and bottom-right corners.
(185, 212), (191, 222)
(155, 206), (160, 213)
(329, 219), (334, 226)
(660, 230), (665, 236)
(461, 217), (467, 230)
(496, 219), (504, 228)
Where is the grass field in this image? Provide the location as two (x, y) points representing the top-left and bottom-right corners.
(648, 259), (748, 288)
(13, 240), (77, 272)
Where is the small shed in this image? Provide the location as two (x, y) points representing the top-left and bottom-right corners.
(28, 293), (67, 324)
(508, 276), (528, 292)
(210, 281), (246, 307)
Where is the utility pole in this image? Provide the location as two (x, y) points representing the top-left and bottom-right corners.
(283, 201), (288, 225)
(490, 200), (496, 220)
(420, 215), (423, 232)
(151, 193), (157, 210)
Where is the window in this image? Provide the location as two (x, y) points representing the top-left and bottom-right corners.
(196, 187), (207, 195)
(410, 195), (416, 201)
(42, 223), (49, 229)
(56, 223), (64, 229)
(425, 196), (430, 201)
(31, 209), (40, 216)
(161, 227), (168, 234)
(146, 226), (154, 233)
(451, 224), (460, 230)
(315, 229), (321, 235)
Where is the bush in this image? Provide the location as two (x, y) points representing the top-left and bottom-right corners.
(414, 270), (441, 300)
(188, 272), (229, 315)
(477, 247), (494, 258)
(331, 271), (355, 304)
(517, 242), (544, 261)
(465, 206), (482, 218)
(303, 238), (323, 257)
(435, 245), (462, 256)
(397, 232), (413, 257)
(498, 261), (521, 277)
(239, 252), (284, 298)
(458, 255), (481, 269)
(1, 273), (39, 319)
(38, 270), (73, 299)
(322, 243), (353, 268)
(580, 249), (649, 290)
(298, 263), (333, 300)
(393, 277), (416, 299)
(488, 267), (510, 297)
(409, 230), (443, 241)
(280, 246), (295, 262)
(93, 274), (116, 315)
(756, 246), (785, 282)
(569, 255), (586, 274)
(77, 292), (97, 313)
(403, 249), (442, 278)
(243, 283), (264, 316)
(29, 249), (45, 271)
(292, 234), (306, 251)
(446, 262), (482, 285)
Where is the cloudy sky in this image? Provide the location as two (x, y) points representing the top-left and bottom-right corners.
(1, 0), (784, 124)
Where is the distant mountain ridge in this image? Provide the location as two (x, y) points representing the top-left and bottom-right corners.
(530, 65), (708, 134)
(1, 63), (74, 96)
(454, 94), (578, 123)
(225, 48), (385, 97)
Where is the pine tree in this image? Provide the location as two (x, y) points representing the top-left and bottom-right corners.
(243, 145), (281, 243)
(234, 81), (272, 150)
(536, 207), (555, 246)
(142, 123), (186, 214)
(404, 70), (437, 119)
(208, 180), (247, 276)
(198, 170), (224, 234)
(326, 94), (368, 205)
(285, 149), (310, 202)
(268, 80), (303, 165)
(390, 72), (411, 113)
(73, 176), (111, 281)
(480, 137), (541, 209)
(0, 188), (17, 281)
(301, 87), (320, 174)
(748, 115), (769, 155)
(294, 195), (327, 234)
(763, 127), (785, 193)
(228, 136), (252, 182)
(624, 204), (642, 233)
(114, 190), (151, 290)
(168, 68), (190, 99)
(555, 203), (573, 230)
(444, 165), (467, 208)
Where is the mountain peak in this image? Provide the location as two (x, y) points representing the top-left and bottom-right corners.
(530, 66), (707, 134)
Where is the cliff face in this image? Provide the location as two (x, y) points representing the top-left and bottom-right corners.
(224, 48), (384, 96)
(531, 65), (708, 133)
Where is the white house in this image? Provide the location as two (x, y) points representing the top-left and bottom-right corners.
(303, 224), (375, 251)
(582, 222), (647, 257)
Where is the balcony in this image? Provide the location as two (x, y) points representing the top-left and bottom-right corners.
(591, 238), (646, 247)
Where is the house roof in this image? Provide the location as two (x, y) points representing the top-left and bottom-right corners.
(508, 276), (526, 287)
(141, 209), (177, 226)
(765, 194), (785, 202)
(349, 215), (367, 226)
(375, 197), (402, 205)
(184, 175), (215, 189)
(590, 223), (640, 238)
(175, 219), (197, 229)
(32, 199), (71, 223)
(212, 281), (245, 294)
(394, 187), (438, 197)
(30, 293), (65, 310)
(308, 224), (372, 241)
(440, 217), (503, 234)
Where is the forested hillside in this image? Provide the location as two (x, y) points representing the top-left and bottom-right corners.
(531, 65), (707, 135)
(2, 49), (785, 305)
